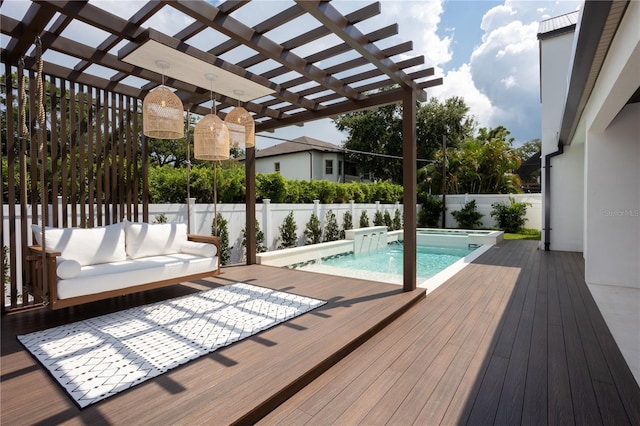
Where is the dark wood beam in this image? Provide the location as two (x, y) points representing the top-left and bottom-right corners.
(276, 69), (437, 114)
(260, 42), (415, 108)
(123, 29), (317, 114)
(170, 0), (363, 102)
(3, 2), (57, 64)
(262, 24), (398, 80)
(402, 87), (417, 292)
(235, 2), (380, 70)
(245, 147), (256, 265)
(74, 1), (165, 76)
(256, 86), (411, 132)
(297, 0), (427, 102)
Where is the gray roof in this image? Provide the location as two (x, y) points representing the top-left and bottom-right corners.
(537, 11), (579, 39)
(254, 136), (344, 159)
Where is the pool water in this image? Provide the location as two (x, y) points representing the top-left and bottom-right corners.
(309, 242), (476, 279)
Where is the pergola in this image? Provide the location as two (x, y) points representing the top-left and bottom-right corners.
(1, 0), (442, 310)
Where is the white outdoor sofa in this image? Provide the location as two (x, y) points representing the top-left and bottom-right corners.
(26, 221), (221, 310)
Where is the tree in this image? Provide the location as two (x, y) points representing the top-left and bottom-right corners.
(334, 95), (475, 184)
(242, 220), (268, 254)
(324, 210), (341, 242)
(211, 213), (231, 265)
(359, 210), (370, 228)
(278, 211), (298, 249)
(451, 200), (484, 229)
(304, 213), (322, 245)
(341, 211), (353, 239)
(422, 126), (522, 194)
(514, 139), (541, 161)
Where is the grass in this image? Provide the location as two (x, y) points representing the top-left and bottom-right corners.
(503, 228), (541, 240)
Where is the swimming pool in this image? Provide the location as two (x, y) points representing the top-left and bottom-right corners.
(291, 242), (474, 279)
(256, 227), (499, 293)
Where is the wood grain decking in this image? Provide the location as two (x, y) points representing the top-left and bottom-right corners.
(260, 241), (640, 425)
(0, 264), (424, 425)
(2, 240), (639, 425)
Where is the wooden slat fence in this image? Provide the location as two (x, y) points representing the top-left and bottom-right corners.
(1, 64), (149, 312)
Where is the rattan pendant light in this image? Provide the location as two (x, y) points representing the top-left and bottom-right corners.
(225, 93), (254, 148)
(143, 60), (184, 139)
(194, 74), (230, 161)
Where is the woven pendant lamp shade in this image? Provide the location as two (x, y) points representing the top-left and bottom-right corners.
(143, 86), (184, 139)
(194, 114), (230, 161)
(225, 106), (255, 148)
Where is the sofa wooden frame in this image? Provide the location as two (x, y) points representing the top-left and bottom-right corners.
(26, 234), (222, 310)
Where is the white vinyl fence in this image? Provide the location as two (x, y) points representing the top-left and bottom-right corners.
(3, 194), (541, 300)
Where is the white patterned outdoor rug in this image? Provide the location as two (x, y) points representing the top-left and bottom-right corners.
(18, 283), (326, 408)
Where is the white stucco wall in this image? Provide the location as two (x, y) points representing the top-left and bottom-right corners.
(540, 28), (585, 251)
(549, 141), (585, 251)
(255, 152), (311, 180)
(584, 103), (640, 289)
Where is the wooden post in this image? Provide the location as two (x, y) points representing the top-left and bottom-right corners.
(442, 134), (447, 228)
(246, 146), (256, 265)
(402, 88), (417, 292)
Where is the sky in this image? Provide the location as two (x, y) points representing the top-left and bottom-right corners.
(260, 0), (582, 149)
(1, 0), (583, 148)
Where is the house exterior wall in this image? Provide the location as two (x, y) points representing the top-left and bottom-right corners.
(254, 151), (345, 182)
(540, 28), (585, 251)
(584, 103), (639, 289)
(561, 1), (640, 382)
(255, 152), (311, 180)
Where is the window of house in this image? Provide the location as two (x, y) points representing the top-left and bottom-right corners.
(325, 159), (333, 175)
(274, 162), (280, 172)
(338, 160), (343, 176)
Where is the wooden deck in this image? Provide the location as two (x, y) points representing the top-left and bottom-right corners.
(0, 264), (424, 425)
(2, 240), (639, 425)
(260, 241), (640, 425)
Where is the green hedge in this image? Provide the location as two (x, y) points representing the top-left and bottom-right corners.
(148, 164), (404, 204)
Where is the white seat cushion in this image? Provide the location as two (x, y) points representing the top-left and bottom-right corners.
(57, 254), (218, 299)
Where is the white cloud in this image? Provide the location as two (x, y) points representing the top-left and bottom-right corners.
(429, 63), (499, 130)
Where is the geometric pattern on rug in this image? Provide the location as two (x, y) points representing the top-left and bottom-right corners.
(17, 283), (326, 408)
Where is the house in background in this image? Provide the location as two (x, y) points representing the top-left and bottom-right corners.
(538, 1), (639, 381)
(246, 136), (365, 182)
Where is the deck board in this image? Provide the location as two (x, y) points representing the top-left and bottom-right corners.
(2, 240), (639, 425)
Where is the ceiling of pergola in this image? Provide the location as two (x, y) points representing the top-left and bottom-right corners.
(1, 0), (442, 133)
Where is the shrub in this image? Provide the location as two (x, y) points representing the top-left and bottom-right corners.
(3, 244), (10, 283)
(383, 211), (392, 231)
(418, 194), (443, 227)
(341, 211), (353, 239)
(241, 220), (268, 254)
(211, 213), (231, 265)
(451, 199), (484, 229)
(278, 211), (298, 249)
(359, 210), (370, 228)
(256, 172), (287, 202)
(153, 213), (167, 224)
(304, 213), (322, 245)
(392, 208), (402, 230)
(324, 210), (341, 242)
(490, 197), (530, 233)
(373, 210), (384, 226)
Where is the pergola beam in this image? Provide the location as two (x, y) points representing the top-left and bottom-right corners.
(297, 0), (427, 102)
(170, 0), (363, 102)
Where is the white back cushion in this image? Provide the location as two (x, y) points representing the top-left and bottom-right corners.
(31, 222), (127, 266)
(125, 222), (187, 259)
